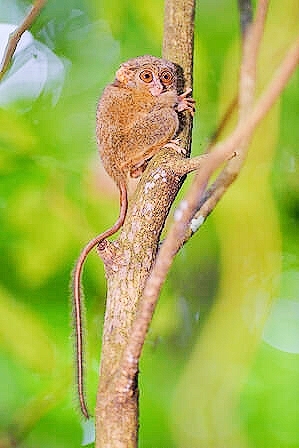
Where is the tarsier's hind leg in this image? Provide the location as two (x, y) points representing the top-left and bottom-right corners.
(129, 139), (187, 179)
(122, 108), (179, 176)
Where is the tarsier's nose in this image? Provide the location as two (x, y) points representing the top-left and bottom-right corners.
(149, 75), (163, 97)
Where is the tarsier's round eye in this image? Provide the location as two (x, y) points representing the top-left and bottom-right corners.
(139, 70), (153, 83)
(160, 70), (173, 85)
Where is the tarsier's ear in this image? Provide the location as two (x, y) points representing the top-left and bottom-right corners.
(115, 64), (130, 84)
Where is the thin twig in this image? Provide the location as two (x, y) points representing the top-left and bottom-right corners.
(118, 33), (299, 385)
(206, 0), (262, 153)
(0, 0), (46, 81)
(185, 0), (270, 241)
(238, 0), (253, 36)
(220, 0), (270, 171)
(207, 95), (238, 149)
(239, 0), (269, 120)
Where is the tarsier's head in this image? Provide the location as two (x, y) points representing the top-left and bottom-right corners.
(115, 55), (178, 97)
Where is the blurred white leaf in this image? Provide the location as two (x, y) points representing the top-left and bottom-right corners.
(81, 417), (95, 446)
(263, 298), (299, 354)
(0, 23), (66, 110)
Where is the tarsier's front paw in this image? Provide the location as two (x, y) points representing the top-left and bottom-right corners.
(177, 88), (196, 116)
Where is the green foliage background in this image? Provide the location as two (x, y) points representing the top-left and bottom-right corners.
(0, 0), (298, 447)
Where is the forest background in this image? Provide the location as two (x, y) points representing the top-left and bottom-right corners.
(0, 0), (298, 447)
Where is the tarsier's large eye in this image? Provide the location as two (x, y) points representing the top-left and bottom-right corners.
(160, 70), (174, 85)
(139, 70), (153, 83)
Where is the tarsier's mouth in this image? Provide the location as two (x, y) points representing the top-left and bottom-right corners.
(149, 84), (169, 96)
(149, 85), (163, 96)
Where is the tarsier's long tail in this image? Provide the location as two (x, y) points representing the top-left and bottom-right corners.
(72, 182), (127, 419)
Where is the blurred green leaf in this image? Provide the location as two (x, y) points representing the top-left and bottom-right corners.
(0, 286), (55, 373)
(0, 109), (37, 155)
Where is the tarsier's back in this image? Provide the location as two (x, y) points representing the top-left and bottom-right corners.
(96, 84), (132, 185)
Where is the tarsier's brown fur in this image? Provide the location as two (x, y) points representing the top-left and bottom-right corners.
(72, 55), (195, 418)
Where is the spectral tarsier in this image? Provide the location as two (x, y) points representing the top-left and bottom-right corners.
(72, 55), (195, 418)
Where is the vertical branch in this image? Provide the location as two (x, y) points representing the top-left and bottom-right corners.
(163, 0), (196, 151)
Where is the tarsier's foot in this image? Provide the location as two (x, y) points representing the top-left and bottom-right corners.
(119, 159), (146, 178)
(130, 160), (148, 178)
(164, 138), (187, 155)
(177, 87), (196, 116)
